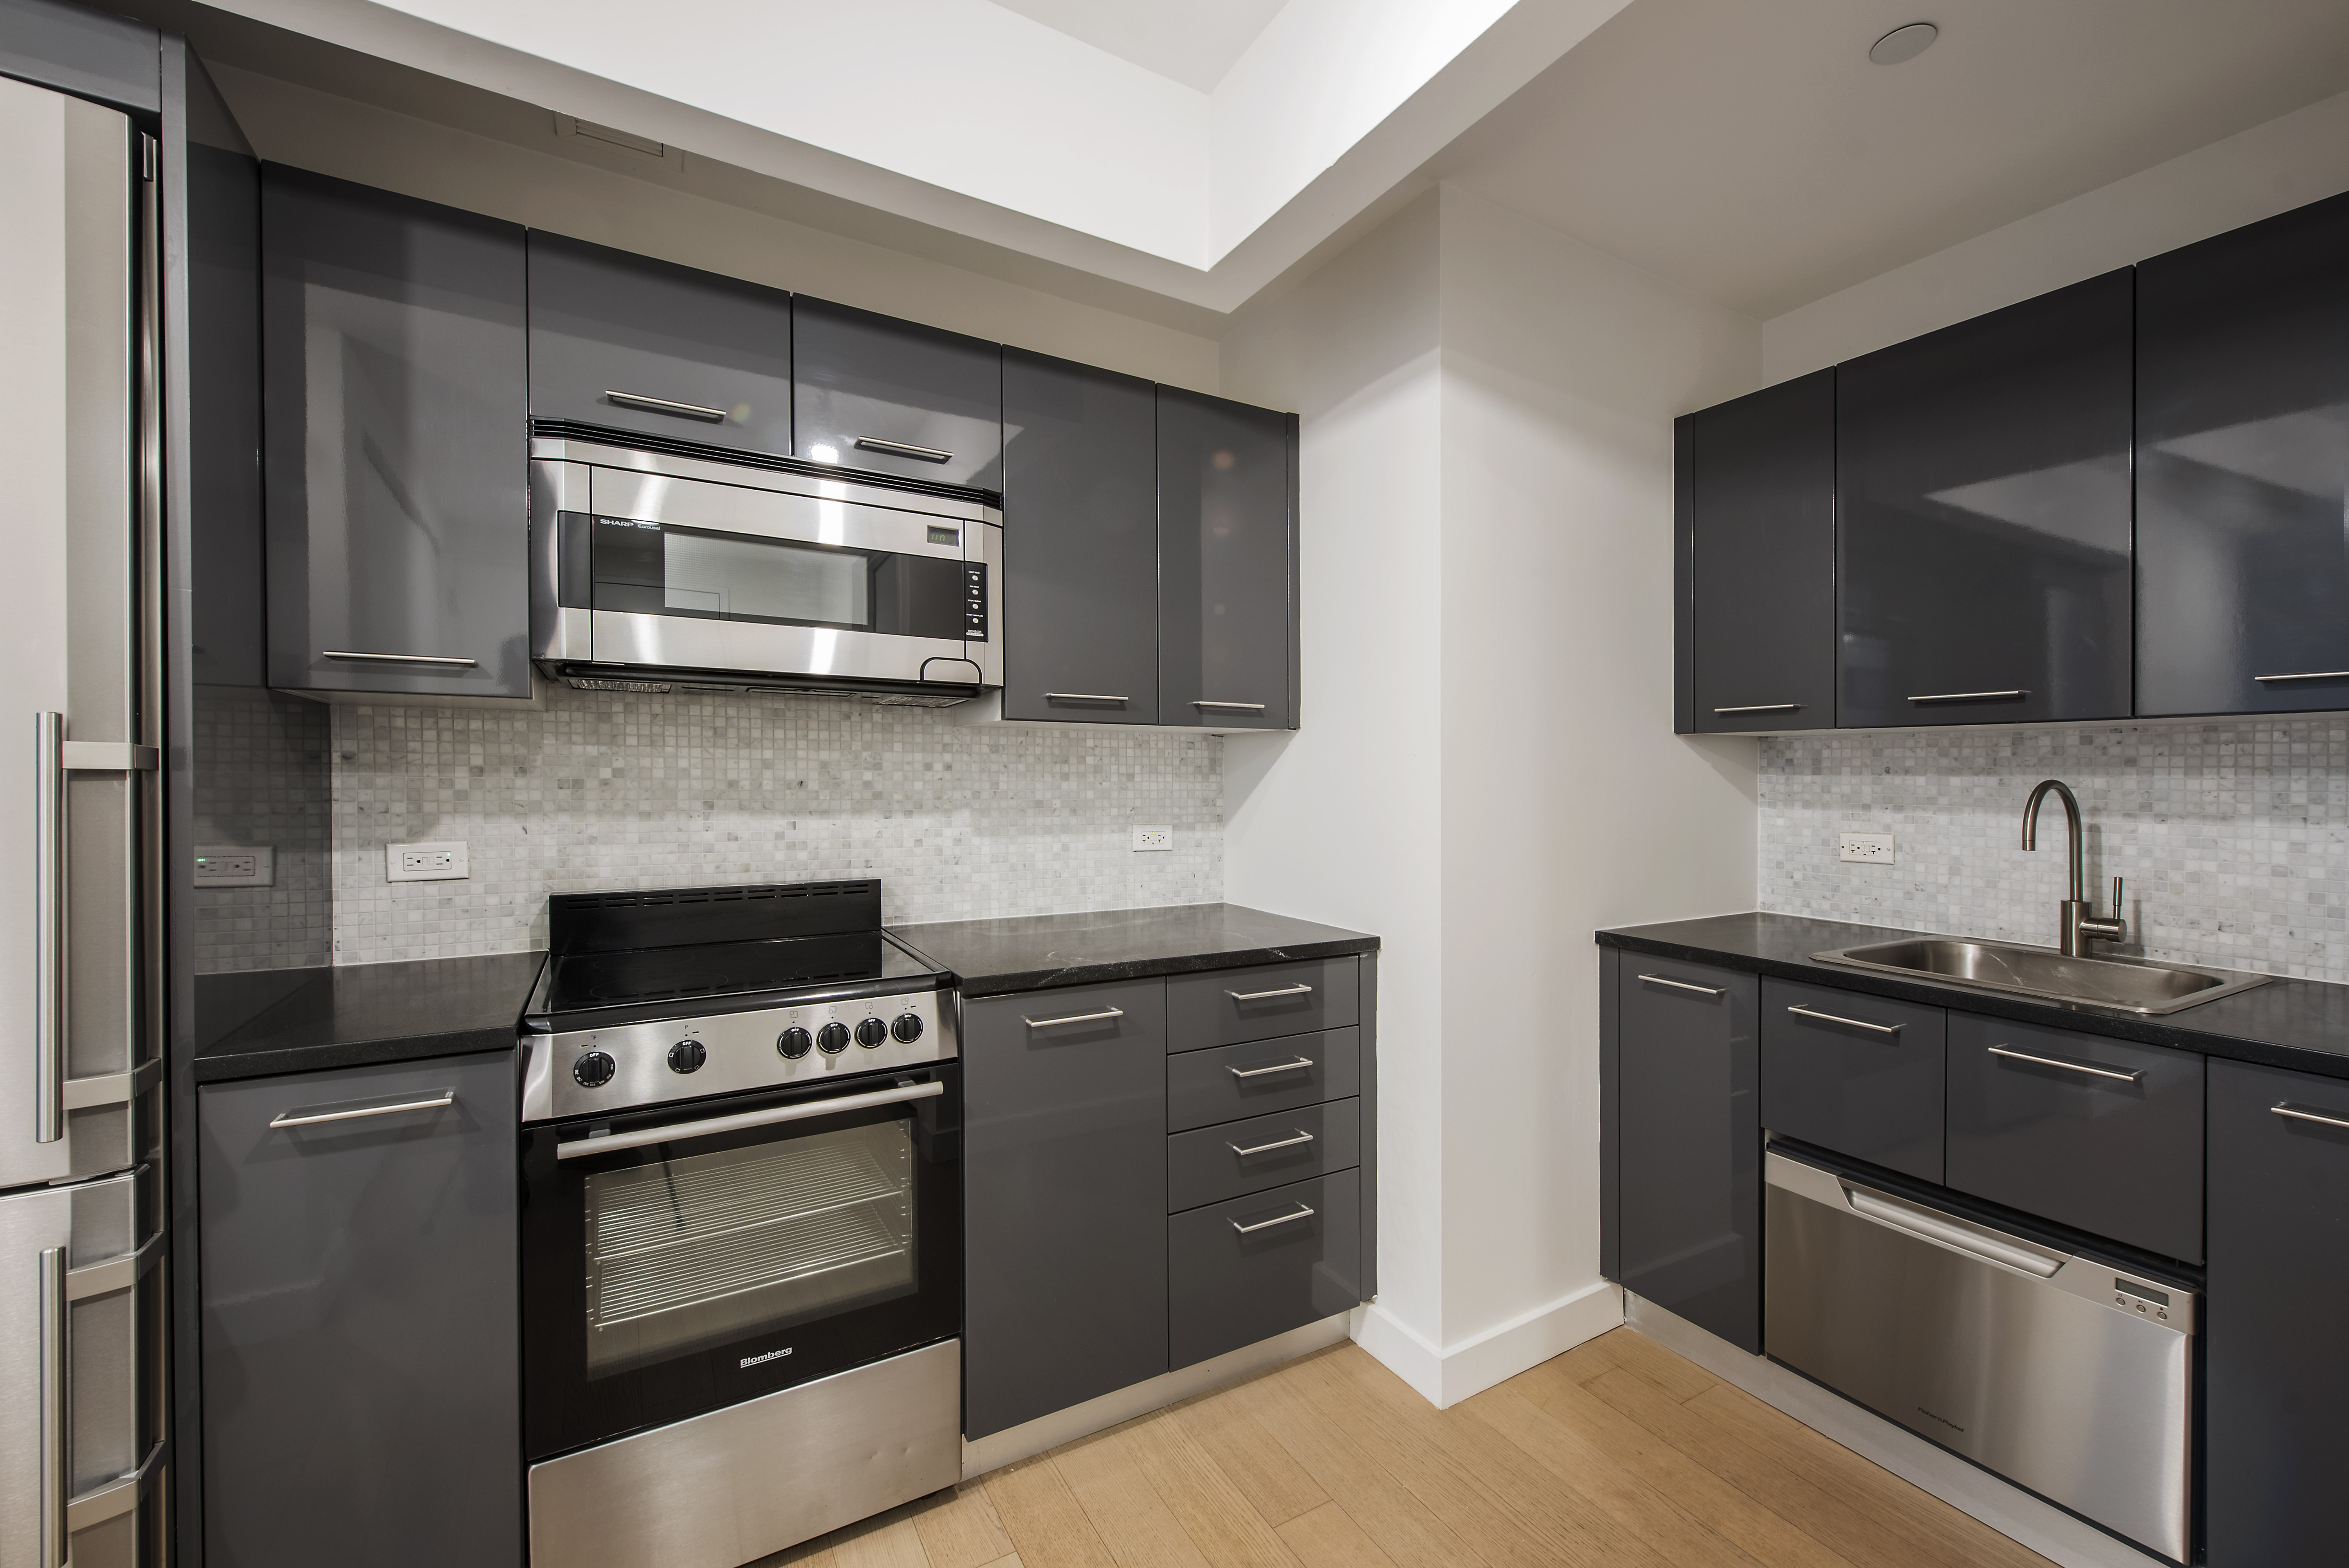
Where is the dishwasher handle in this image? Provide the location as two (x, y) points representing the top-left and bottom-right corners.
(1842, 1184), (2066, 1278)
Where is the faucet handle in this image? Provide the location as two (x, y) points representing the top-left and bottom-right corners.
(2111, 876), (2124, 914)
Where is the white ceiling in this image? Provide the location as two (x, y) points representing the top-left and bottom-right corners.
(1430, 0), (2349, 318)
(986, 0), (1289, 93)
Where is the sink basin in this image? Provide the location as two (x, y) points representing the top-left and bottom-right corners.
(1811, 937), (2271, 1016)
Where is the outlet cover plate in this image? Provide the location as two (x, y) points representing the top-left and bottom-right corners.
(1131, 825), (1172, 852)
(1838, 832), (1896, 865)
(388, 840), (470, 882)
(194, 845), (273, 887)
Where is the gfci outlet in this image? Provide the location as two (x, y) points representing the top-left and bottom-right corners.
(387, 840), (470, 882)
(1131, 825), (1172, 852)
(194, 845), (273, 887)
(1838, 832), (1896, 865)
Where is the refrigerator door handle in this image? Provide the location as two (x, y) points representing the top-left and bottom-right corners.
(32, 714), (64, 1144)
(66, 1229), (162, 1302)
(67, 1438), (162, 1534)
(39, 1245), (68, 1568)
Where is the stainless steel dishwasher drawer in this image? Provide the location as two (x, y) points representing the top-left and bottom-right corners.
(1764, 1150), (2192, 1562)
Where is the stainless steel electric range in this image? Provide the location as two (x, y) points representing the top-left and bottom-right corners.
(516, 880), (961, 1568)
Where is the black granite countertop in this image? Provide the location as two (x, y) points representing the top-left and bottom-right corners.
(1599, 912), (2349, 1082)
(890, 902), (1379, 998)
(193, 951), (547, 1084)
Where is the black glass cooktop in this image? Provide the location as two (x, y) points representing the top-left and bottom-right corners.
(541, 932), (939, 1015)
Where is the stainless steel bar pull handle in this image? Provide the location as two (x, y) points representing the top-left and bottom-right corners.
(1229, 1129), (1314, 1155)
(33, 713), (64, 1143)
(2253, 670), (2349, 683)
(1229, 1058), (1315, 1079)
(1843, 1185), (2064, 1278)
(606, 389), (727, 422)
(2271, 1102), (2349, 1131)
(1232, 1204), (1315, 1235)
(1192, 701), (1266, 712)
(1786, 1003), (1902, 1035)
(558, 1079), (944, 1159)
(1043, 693), (1129, 703)
(1907, 689), (2027, 703)
(1228, 984), (1313, 1002)
(270, 1090), (456, 1128)
(853, 436), (953, 463)
(1988, 1045), (2143, 1083)
(322, 650), (478, 668)
(1023, 1007), (1125, 1029)
(1712, 703), (1803, 714)
(39, 1245), (68, 1568)
(1638, 973), (1724, 997)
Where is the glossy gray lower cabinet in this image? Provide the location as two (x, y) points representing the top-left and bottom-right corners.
(1835, 269), (2133, 729)
(1613, 955), (1760, 1352)
(1168, 956), (1358, 1049)
(1000, 348), (1159, 723)
(1157, 387), (1296, 730)
(1678, 369), (1835, 733)
(525, 230), (795, 458)
(1760, 979), (1945, 1183)
(792, 296), (1002, 491)
(1170, 1171), (1360, 1371)
(199, 1053), (519, 1568)
(963, 980), (1168, 1440)
(2138, 188), (2349, 717)
(1167, 1028), (1360, 1133)
(1944, 1014), (2204, 1262)
(2206, 1057), (2349, 1567)
(261, 164), (530, 699)
(1167, 1099), (1359, 1213)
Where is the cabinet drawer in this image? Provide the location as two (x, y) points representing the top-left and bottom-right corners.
(1168, 957), (1359, 1050)
(1945, 1014), (2204, 1261)
(1170, 1170), (1360, 1370)
(1761, 980), (1946, 1182)
(1168, 1029), (1359, 1134)
(1168, 1099), (1358, 1213)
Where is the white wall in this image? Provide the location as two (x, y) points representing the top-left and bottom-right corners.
(1765, 85), (2349, 380)
(1220, 185), (1761, 1406)
(207, 63), (1221, 391)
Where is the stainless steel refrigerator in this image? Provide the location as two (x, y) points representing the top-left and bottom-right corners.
(0, 66), (169, 1568)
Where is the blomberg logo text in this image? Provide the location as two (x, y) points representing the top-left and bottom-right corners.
(740, 1347), (794, 1368)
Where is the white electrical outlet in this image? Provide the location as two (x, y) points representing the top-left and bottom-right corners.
(194, 845), (273, 887)
(1131, 825), (1172, 852)
(387, 840), (470, 882)
(1838, 832), (1896, 865)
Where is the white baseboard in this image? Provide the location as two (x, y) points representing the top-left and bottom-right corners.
(961, 1311), (1353, 1477)
(1353, 1280), (1625, 1409)
(1625, 1294), (2163, 1568)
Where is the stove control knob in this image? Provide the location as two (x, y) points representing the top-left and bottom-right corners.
(855, 1017), (889, 1048)
(892, 1013), (925, 1044)
(817, 1022), (852, 1056)
(573, 1051), (616, 1088)
(667, 1040), (706, 1074)
(777, 1026), (814, 1060)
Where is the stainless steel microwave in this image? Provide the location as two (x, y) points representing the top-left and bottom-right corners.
(530, 438), (1001, 702)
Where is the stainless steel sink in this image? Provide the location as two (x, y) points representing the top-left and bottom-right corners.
(1811, 936), (2271, 1016)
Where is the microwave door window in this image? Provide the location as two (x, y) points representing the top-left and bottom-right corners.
(663, 527), (870, 627)
(581, 1119), (918, 1379)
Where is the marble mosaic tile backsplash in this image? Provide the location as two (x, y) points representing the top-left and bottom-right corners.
(328, 688), (1224, 965)
(193, 688), (332, 973)
(1758, 718), (2349, 984)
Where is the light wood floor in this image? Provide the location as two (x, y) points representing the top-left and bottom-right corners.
(754, 1328), (2055, 1568)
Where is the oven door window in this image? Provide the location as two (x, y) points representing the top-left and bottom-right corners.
(584, 1119), (915, 1378)
(587, 516), (967, 638)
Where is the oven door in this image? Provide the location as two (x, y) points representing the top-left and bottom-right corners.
(521, 1062), (960, 1462)
(555, 465), (996, 685)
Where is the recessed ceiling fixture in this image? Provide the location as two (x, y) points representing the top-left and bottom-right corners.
(1869, 22), (1939, 65)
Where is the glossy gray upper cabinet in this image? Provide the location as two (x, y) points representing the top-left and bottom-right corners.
(2138, 190), (2349, 717)
(1835, 270), (2134, 728)
(525, 231), (794, 458)
(1158, 387), (1297, 730)
(261, 166), (530, 699)
(1000, 349), (1159, 724)
(791, 296), (1002, 491)
(1676, 370), (1835, 733)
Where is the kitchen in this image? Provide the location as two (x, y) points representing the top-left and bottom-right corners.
(4, 2), (2349, 1567)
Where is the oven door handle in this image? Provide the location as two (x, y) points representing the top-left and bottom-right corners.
(555, 1079), (945, 1159)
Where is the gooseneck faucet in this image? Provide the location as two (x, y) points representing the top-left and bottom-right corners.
(2021, 779), (2127, 957)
